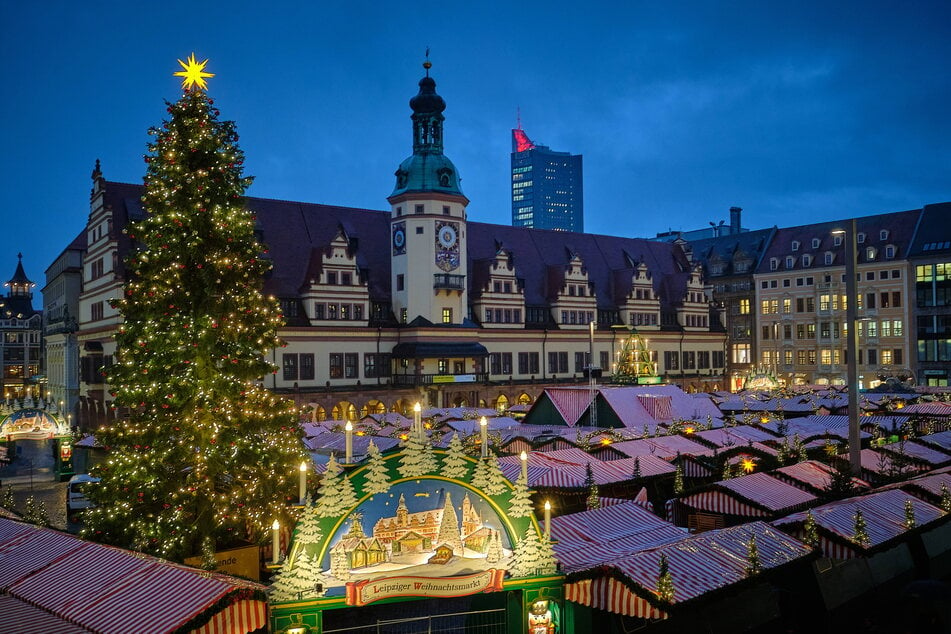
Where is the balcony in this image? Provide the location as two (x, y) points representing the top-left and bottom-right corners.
(434, 274), (465, 291)
(392, 372), (489, 387)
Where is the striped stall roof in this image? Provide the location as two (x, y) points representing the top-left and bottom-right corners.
(916, 430), (951, 453)
(670, 491), (768, 520)
(544, 388), (596, 427)
(901, 402), (951, 416)
(565, 577), (668, 619)
(0, 595), (93, 634)
(882, 441), (951, 467)
(772, 460), (869, 494)
(303, 432), (400, 456)
(717, 473), (817, 512)
(762, 415), (873, 441)
(551, 502), (686, 573)
(596, 385), (723, 427)
(852, 449), (929, 477)
(604, 522), (812, 604)
(609, 436), (715, 461)
(0, 519), (267, 634)
(900, 472), (951, 501)
(695, 425), (777, 448)
(774, 489), (945, 556)
(498, 450), (673, 488)
(0, 527), (85, 589)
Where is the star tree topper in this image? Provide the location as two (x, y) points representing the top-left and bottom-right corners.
(174, 53), (214, 91)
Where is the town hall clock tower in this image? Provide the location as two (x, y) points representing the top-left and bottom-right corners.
(388, 60), (469, 325)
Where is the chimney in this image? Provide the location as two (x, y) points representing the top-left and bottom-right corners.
(729, 207), (742, 234)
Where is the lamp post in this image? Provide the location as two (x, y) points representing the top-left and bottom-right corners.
(834, 219), (862, 476)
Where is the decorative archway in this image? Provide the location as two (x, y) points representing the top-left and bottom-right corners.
(331, 401), (358, 421)
(516, 392), (533, 405)
(391, 399), (413, 417)
(360, 400), (386, 417)
(494, 394), (509, 413)
(453, 396), (470, 407)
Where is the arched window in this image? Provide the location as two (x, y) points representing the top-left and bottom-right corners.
(331, 401), (358, 421)
(360, 399), (386, 417)
(495, 394), (509, 413)
(517, 392), (533, 405)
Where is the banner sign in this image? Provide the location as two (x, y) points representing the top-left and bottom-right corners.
(432, 374), (476, 384)
(345, 569), (505, 606)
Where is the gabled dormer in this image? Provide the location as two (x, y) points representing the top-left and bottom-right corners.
(619, 261), (660, 329)
(678, 262), (710, 330)
(472, 247), (526, 328)
(300, 226), (369, 325)
(550, 251), (595, 328)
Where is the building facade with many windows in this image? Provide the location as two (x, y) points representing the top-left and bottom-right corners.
(1, 255), (42, 399)
(908, 202), (951, 386)
(510, 127), (583, 232)
(56, 67), (727, 428)
(753, 211), (918, 387)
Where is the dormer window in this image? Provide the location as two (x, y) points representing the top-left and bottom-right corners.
(857, 232), (866, 244)
(786, 256), (795, 269)
(824, 252), (834, 266)
(880, 229), (889, 240)
(802, 254), (812, 267)
(770, 258), (779, 271)
(885, 245), (896, 259)
(812, 238), (820, 249)
(833, 235), (842, 247)
(866, 246), (877, 260)
(791, 240), (800, 252)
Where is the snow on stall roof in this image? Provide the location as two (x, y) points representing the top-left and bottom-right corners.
(772, 460), (869, 493)
(715, 472), (818, 512)
(775, 489), (945, 550)
(695, 425), (777, 447)
(917, 430), (951, 453)
(882, 441), (951, 467)
(605, 522), (812, 604)
(608, 435), (716, 460)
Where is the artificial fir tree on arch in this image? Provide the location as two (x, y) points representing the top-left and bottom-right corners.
(82, 56), (304, 562)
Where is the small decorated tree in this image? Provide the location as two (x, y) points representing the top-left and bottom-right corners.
(631, 456), (642, 480)
(746, 533), (761, 576)
(656, 553), (675, 603)
(22, 496), (50, 527)
(441, 433), (470, 479)
(802, 509), (820, 548)
(941, 484), (951, 513)
(398, 430), (438, 478)
(852, 507), (870, 547)
(483, 454), (510, 496)
(904, 499), (917, 530)
(673, 463), (684, 494)
(362, 440), (391, 496)
(294, 500), (323, 545)
(508, 526), (557, 578)
(485, 529), (504, 564)
(584, 464), (600, 510)
(470, 456), (493, 492)
(1, 485), (14, 510)
(508, 474), (534, 518)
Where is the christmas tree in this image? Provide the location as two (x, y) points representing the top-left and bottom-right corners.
(904, 499), (916, 530)
(673, 463), (685, 494)
(482, 454), (510, 496)
(398, 430), (438, 479)
(81, 56), (303, 562)
(745, 533), (761, 576)
(435, 491), (464, 554)
(441, 433), (470, 480)
(655, 553), (675, 603)
(508, 526), (557, 578)
(508, 474), (535, 518)
(470, 456), (493, 492)
(485, 530), (504, 564)
(585, 464), (600, 510)
(802, 509), (819, 548)
(315, 455), (357, 518)
(941, 484), (951, 513)
(852, 507), (870, 546)
(294, 499), (323, 545)
(631, 456), (641, 480)
(270, 551), (329, 602)
(362, 440), (391, 496)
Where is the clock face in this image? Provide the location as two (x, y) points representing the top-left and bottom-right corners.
(392, 223), (406, 255)
(438, 224), (458, 248)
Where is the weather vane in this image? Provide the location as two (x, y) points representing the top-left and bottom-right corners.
(424, 46), (431, 75)
(174, 53), (214, 91)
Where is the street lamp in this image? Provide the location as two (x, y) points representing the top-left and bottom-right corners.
(832, 219), (862, 476)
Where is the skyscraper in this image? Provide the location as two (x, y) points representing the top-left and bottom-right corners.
(511, 127), (583, 232)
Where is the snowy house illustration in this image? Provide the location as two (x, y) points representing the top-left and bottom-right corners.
(330, 515), (388, 569)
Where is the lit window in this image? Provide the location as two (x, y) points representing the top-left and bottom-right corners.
(442, 308), (452, 324)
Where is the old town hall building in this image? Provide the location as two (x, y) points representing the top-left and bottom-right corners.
(49, 64), (732, 427)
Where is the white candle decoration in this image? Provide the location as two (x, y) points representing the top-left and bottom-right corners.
(480, 416), (488, 458)
(520, 451), (528, 482)
(544, 501), (551, 540)
(413, 402), (422, 440)
(345, 421), (353, 463)
(271, 520), (281, 564)
(298, 461), (307, 504)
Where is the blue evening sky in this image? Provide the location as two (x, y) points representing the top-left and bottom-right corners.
(2, 1), (949, 287)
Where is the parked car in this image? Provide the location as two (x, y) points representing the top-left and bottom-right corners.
(66, 474), (100, 519)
